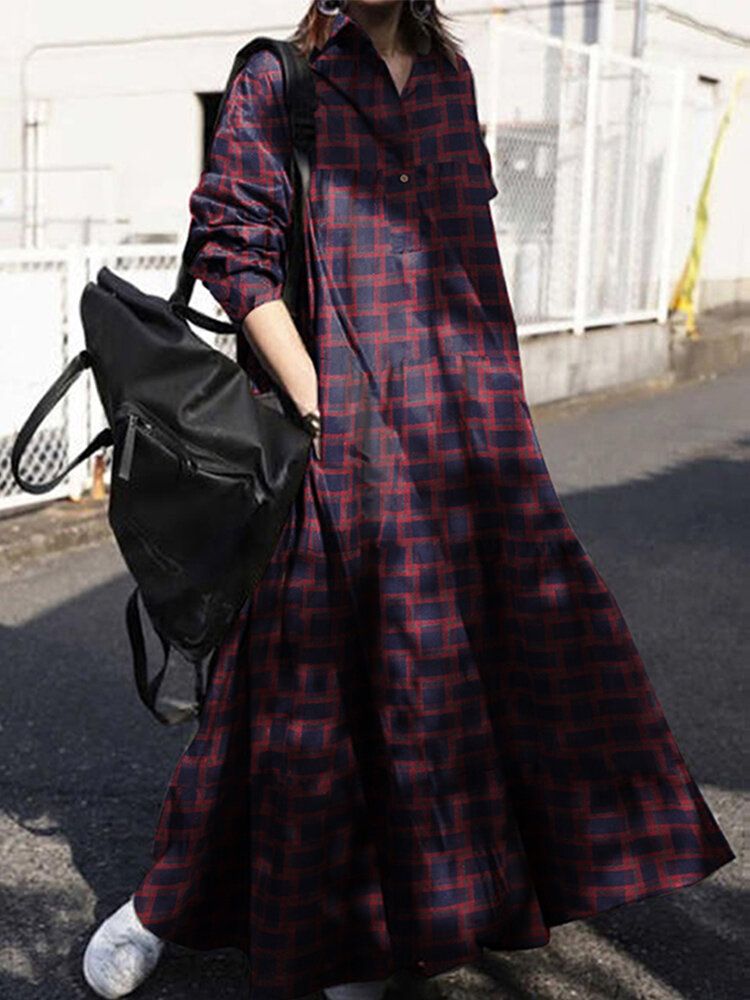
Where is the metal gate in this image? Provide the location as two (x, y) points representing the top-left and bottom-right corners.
(466, 19), (684, 333)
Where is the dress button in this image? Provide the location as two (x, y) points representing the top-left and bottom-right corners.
(399, 172), (410, 183)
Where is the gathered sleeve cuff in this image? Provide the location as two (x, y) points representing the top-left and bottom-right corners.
(184, 50), (293, 326)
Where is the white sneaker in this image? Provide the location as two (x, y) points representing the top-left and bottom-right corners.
(324, 982), (387, 1000)
(82, 895), (165, 998)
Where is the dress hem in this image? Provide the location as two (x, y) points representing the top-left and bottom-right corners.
(133, 841), (736, 999)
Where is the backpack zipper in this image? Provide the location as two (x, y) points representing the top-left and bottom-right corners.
(114, 402), (268, 485)
(117, 409), (197, 482)
(118, 413), (138, 481)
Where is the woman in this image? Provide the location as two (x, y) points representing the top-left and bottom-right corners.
(82, 2), (736, 999)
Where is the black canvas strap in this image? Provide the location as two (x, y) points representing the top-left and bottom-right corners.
(168, 301), (240, 335)
(10, 350), (113, 495)
(125, 586), (217, 726)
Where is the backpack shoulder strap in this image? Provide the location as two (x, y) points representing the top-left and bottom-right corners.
(170, 36), (317, 336)
(125, 586), (221, 726)
(274, 39), (317, 324)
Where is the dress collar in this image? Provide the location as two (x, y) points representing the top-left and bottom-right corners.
(313, 8), (437, 61)
(322, 10), (358, 48)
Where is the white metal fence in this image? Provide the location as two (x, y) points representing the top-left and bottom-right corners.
(0, 246), (232, 513)
(1, 24), (688, 510)
(473, 22), (684, 334)
(0, 249), (88, 513)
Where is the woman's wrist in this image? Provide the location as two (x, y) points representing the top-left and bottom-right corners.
(294, 397), (319, 420)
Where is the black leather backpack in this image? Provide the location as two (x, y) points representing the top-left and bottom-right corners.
(10, 37), (318, 726)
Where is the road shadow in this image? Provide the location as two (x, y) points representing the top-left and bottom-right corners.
(0, 436), (746, 998)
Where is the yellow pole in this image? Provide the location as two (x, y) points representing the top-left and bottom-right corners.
(670, 72), (748, 338)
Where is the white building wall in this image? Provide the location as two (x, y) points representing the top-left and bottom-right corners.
(3, 1), (749, 309)
(608, 1), (750, 308)
(4, 0), (308, 249)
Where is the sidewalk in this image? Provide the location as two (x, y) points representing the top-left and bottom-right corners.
(1, 303), (748, 572)
(0, 495), (110, 574)
(671, 301), (750, 382)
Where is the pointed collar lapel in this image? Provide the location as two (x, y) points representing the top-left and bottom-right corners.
(307, 9), (454, 149)
(309, 8), (441, 90)
(312, 9), (434, 58)
(317, 9), (359, 49)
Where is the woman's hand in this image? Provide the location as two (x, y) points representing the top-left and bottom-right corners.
(241, 298), (322, 458)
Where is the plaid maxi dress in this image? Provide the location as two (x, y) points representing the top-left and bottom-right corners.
(132, 11), (736, 999)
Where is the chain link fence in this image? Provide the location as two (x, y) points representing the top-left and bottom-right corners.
(466, 20), (684, 333)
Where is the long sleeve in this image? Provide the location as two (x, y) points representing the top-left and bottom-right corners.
(185, 50), (293, 326)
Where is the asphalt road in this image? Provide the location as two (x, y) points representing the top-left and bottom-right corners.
(0, 364), (747, 1000)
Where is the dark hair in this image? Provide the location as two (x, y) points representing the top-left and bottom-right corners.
(289, 1), (463, 70)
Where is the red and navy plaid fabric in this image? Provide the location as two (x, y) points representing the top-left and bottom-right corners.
(132, 11), (735, 999)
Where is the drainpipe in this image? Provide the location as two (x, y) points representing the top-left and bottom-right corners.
(632, 0), (647, 57)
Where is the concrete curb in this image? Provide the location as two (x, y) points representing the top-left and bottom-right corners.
(521, 307), (750, 408)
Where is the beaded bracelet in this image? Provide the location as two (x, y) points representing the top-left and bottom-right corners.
(300, 410), (321, 436)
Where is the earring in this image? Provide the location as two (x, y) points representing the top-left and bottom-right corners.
(409, 0), (432, 22)
(316, 0), (347, 15)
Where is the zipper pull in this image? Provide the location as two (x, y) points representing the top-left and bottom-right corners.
(118, 413), (137, 481)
